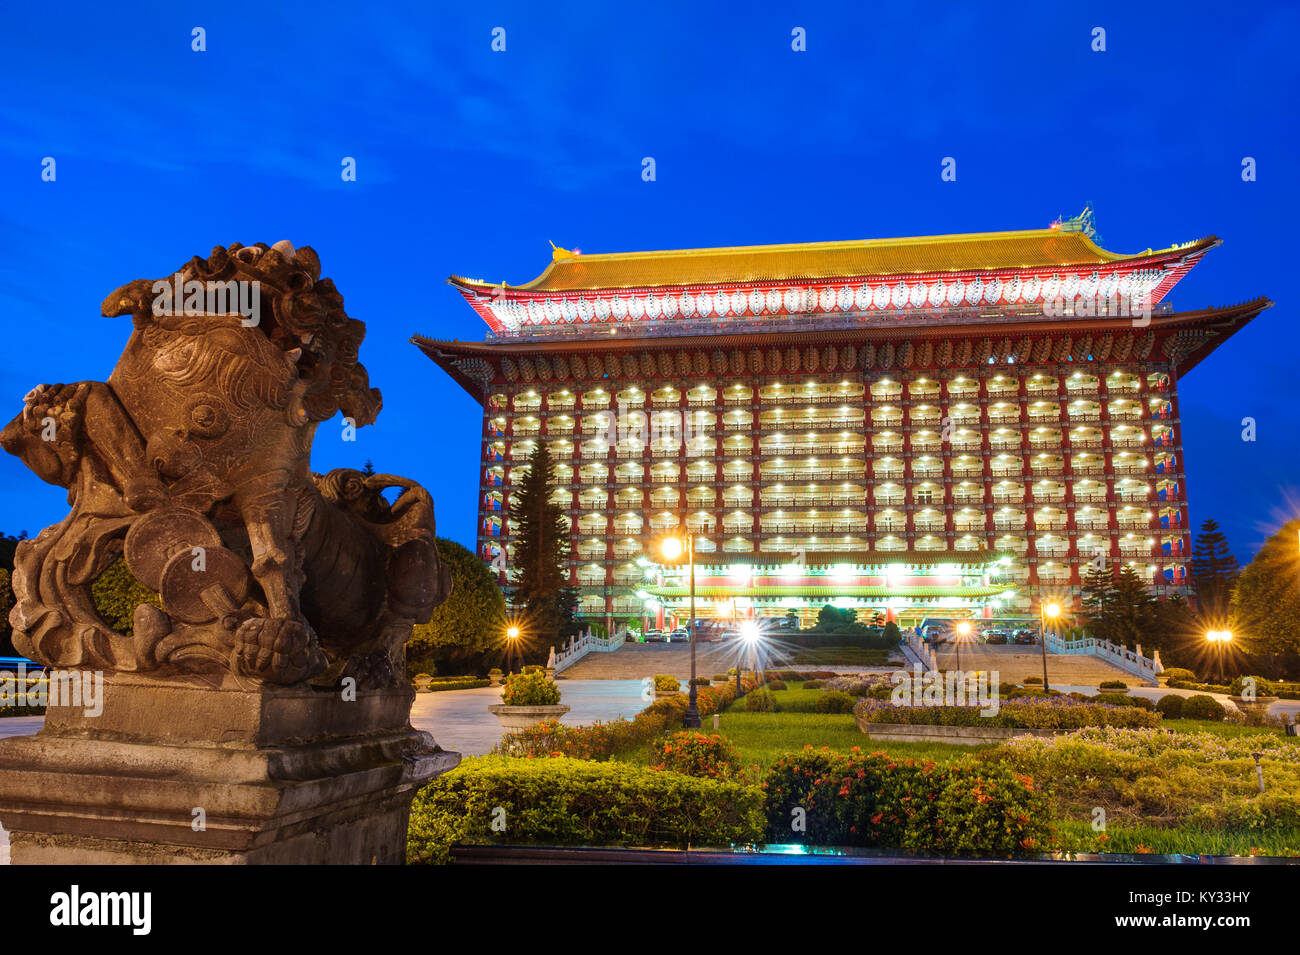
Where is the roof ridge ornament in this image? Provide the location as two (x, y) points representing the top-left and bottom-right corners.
(1052, 203), (1101, 244)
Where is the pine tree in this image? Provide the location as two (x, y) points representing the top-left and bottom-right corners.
(1232, 519), (1300, 668)
(506, 444), (575, 648)
(1191, 518), (1240, 621)
(1110, 564), (1157, 649)
(1079, 563), (1116, 641)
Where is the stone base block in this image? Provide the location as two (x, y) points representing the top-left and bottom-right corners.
(0, 673), (460, 864)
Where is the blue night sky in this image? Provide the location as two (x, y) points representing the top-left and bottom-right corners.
(0, 1), (1296, 563)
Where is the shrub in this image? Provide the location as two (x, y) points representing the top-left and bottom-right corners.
(690, 677), (711, 686)
(1155, 694), (1185, 719)
(654, 674), (681, 692)
(854, 697), (1161, 730)
(500, 670), (561, 706)
(1023, 677), (1043, 685)
(1229, 675), (1277, 697)
(866, 683), (894, 701)
(712, 673), (732, 683)
(746, 688), (776, 712)
(1093, 692), (1154, 711)
(802, 679), (826, 690)
(649, 731), (743, 779)
(1161, 667), (1196, 683)
(762, 748), (1049, 856)
(408, 756), (765, 864)
(814, 690), (857, 714)
(766, 679), (788, 691)
(1098, 680), (1128, 690)
(1182, 694), (1225, 721)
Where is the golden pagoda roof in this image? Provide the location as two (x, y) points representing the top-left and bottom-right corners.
(453, 230), (1217, 293)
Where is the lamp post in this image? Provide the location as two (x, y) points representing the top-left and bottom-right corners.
(955, 620), (972, 674)
(1207, 629), (1233, 684)
(506, 625), (520, 675)
(662, 535), (700, 728)
(738, 620), (760, 699)
(1038, 601), (1060, 692)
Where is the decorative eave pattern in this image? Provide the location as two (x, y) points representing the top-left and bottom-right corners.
(412, 299), (1270, 403)
(644, 584), (1010, 599)
(448, 236), (1218, 334)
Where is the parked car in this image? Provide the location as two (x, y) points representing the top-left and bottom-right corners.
(695, 628), (724, 643)
(1013, 630), (1037, 645)
(669, 628), (690, 643)
(644, 628), (666, 642)
(985, 631), (1008, 645)
(719, 629), (741, 642)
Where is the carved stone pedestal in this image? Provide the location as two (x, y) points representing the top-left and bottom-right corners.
(0, 673), (459, 864)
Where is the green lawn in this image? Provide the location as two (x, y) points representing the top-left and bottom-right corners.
(1051, 819), (1300, 857)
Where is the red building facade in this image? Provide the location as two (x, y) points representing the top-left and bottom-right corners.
(415, 215), (1269, 632)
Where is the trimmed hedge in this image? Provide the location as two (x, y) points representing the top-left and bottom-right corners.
(762, 747), (1050, 856)
(408, 756), (765, 863)
(854, 697), (1162, 729)
(426, 679), (491, 692)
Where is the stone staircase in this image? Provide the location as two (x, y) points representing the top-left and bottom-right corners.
(932, 644), (1147, 686)
(560, 643), (742, 681)
(562, 641), (1144, 686)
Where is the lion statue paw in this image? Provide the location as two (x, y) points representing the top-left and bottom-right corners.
(234, 617), (327, 685)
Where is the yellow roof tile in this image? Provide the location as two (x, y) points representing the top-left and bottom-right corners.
(464, 229), (1211, 293)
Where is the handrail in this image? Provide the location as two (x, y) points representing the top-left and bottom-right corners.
(1043, 632), (1162, 684)
(551, 628), (629, 674)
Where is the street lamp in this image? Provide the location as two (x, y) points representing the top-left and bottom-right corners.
(1038, 601), (1061, 692)
(955, 620), (972, 673)
(505, 625), (521, 675)
(738, 620), (761, 699)
(1207, 629), (1233, 684)
(662, 534), (700, 728)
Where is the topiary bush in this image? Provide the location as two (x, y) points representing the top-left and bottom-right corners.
(1182, 694), (1226, 721)
(1098, 680), (1128, 690)
(1161, 667), (1196, 684)
(654, 674), (681, 692)
(1022, 677), (1043, 685)
(1093, 692), (1154, 710)
(766, 679), (788, 691)
(1155, 694), (1185, 719)
(745, 687), (776, 712)
(690, 677), (711, 686)
(500, 670), (561, 706)
(802, 679), (825, 690)
(408, 756), (765, 864)
(649, 731), (743, 779)
(814, 690), (856, 714)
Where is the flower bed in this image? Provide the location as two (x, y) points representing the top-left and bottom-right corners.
(407, 755), (765, 864)
(997, 726), (1300, 832)
(497, 677), (763, 759)
(762, 746), (1049, 856)
(650, 731), (744, 779)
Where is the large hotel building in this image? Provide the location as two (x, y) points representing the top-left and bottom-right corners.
(415, 212), (1269, 632)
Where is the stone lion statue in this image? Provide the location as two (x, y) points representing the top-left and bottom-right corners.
(0, 241), (451, 687)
